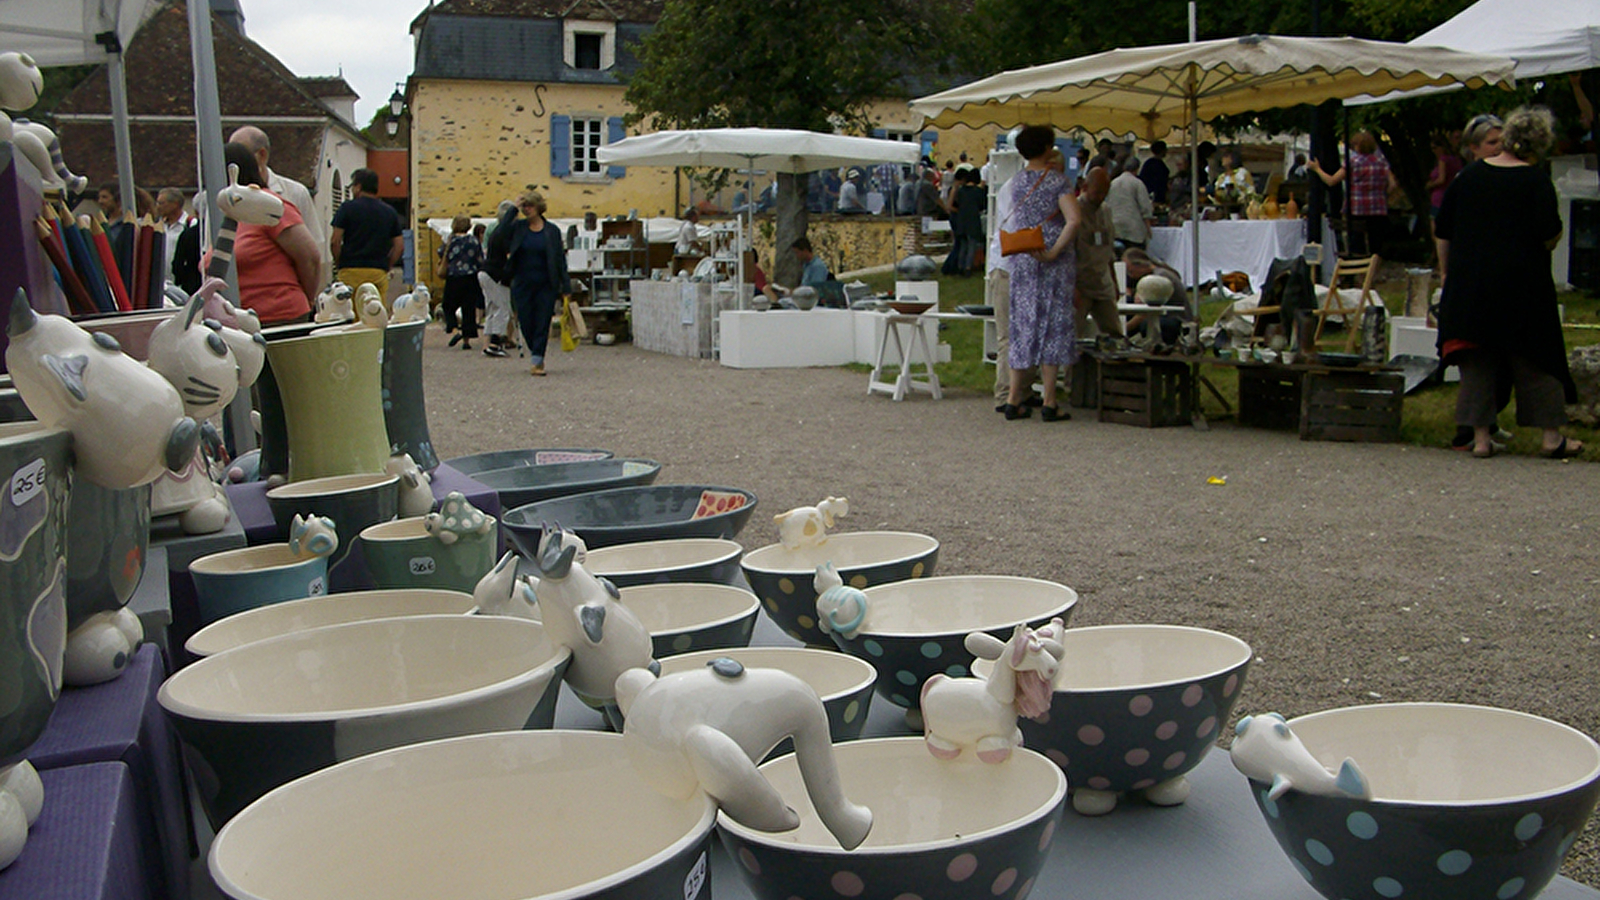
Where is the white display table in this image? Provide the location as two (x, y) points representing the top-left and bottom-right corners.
(1149, 219), (1307, 293)
(719, 310), (944, 370)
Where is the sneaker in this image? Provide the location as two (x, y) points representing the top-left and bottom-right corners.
(530, 364), (546, 376)
(483, 345), (507, 357)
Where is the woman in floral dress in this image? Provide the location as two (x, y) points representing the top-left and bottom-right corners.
(1002, 125), (1081, 422)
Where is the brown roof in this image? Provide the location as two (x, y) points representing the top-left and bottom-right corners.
(411, 0), (662, 29)
(56, 120), (327, 198)
(298, 76), (359, 100)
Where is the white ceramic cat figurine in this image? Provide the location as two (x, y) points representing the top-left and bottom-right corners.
(314, 283), (354, 323)
(386, 454), (433, 518)
(473, 551), (537, 620)
(288, 514), (338, 561)
(10, 119), (87, 194)
(216, 162), (283, 227)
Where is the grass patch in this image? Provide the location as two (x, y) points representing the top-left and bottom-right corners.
(856, 271), (1597, 458)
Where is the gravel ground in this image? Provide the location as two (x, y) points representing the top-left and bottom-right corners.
(422, 322), (1600, 886)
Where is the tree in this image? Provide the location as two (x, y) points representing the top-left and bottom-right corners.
(624, 0), (953, 285)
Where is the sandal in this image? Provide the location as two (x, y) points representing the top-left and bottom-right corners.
(1040, 405), (1071, 422)
(1002, 403), (1032, 420)
(1471, 443), (1496, 459)
(1541, 437), (1585, 459)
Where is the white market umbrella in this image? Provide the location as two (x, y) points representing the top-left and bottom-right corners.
(911, 33), (1516, 309)
(597, 128), (920, 306)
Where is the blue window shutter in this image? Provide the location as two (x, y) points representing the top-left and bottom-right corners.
(920, 130), (937, 160)
(606, 117), (626, 179)
(871, 128), (886, 139)
(551, 114), (571, 177)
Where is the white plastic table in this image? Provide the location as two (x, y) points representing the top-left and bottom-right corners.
(867, 312), (942, 401)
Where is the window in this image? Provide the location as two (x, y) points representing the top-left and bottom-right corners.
(571, 116), (604, 176)
(574, 33), (602, 70)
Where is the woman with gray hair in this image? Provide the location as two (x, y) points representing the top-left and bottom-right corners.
(1435, 106), (1583, 459)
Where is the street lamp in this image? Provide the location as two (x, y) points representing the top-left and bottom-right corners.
(388, 87), (405, 118)
(385, 116), (399, 137)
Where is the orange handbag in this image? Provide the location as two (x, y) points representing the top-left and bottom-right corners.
(999, 171), (1050, 257)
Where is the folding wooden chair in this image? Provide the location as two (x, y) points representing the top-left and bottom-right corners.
(1313, 254), (1379, 353)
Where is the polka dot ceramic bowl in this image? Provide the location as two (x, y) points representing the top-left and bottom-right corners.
(616, 582), (760, 658)
(981, 624), (1252, 816)
(719, 737), (1066, 900)
(585, 538), (745, 589)
(656, 647), (877, 745)
(830, 575), (1077, 721)
(184, 588), (477, 657)
(1246, 703), (1600, 900)
(741, 532), (939, 648)
(209, 731), (717, 900)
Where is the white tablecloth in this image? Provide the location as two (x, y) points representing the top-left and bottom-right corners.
(1148, 219), (1309, 293)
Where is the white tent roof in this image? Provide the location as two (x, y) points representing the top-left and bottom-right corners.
(595, 128), (920, 172)
(0, 0), (157, 65)
(1348, 0), (1598, 105)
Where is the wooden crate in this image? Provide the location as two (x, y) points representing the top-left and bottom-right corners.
(1097, 358), (1192, 427)
(1237, 366), (1303, 430)
(1299, 370), (1404, 442)
(1069, 352), (1100, 409)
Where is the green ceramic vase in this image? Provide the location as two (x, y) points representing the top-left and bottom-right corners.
(264, 328), (389, 482)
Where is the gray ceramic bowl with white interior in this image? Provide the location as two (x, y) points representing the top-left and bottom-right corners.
(657, 647), (878, 746)
(184, 588), (476, 658)
(741, 532), (939, 648)
(585, 537), (744, 588)
(209, 731), (717, 900)
(159, 614), (570, 828)
(616, 582), (761, 658)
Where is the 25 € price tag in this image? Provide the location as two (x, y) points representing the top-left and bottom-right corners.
(10, 459), (46, 507)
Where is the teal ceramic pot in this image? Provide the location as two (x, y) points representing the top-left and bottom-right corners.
(442, 448), (613, 477)
(158, 615), (572, 828)
(185, 588), (476, 658)
(208, 732), (716, 900)
(0, 422), (71, 769)
(585, 538), (744, 589)
(656, 647), (877, 747)
(617, 583), (760, 658)
(830, 575), (1077, 715)
(741, 532), (939, 648)
(358, 516), (497, 594)
(1244, 703), (1600, 900)
(188, 544), (330, 626)
(381, 320), (437, 471)
(65, 481), (150, 630)
(719, 738), (1066, 900)
(264, 472), (398, 591)
(473, 458), (661, 510)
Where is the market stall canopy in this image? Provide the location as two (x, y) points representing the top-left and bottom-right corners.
(910, 34), (1516, 138)
(0, 0), (156, 65)
(1347, 0), (1599, 105)
(595, 128), (920, 172)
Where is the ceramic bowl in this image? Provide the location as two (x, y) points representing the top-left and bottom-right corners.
(264, 472), (399, 543)
(184, 588), (476, 658)
(503, 484), (758, 552)
(617, 583), (760, 658)
(888, 300), (935, 315)
(982, 623), (1252, 815)
(719, 737), (1066, 900)
(209, 731), (717, 900)
(741, 532), (939, 648)
(656, 647), (877, 745)
(159, 614), (571, 828)
(442, 448), (614, 477)
(584, 537), (744, 588)
(1244, 703), (1600, 900)
(188, 543), (331, 626)
(831, 575), (1078, 716)
(472, 458), (662, 510)
(358, 515), (497, 593)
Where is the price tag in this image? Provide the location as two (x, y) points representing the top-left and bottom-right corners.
(10, 459), (46, 507)
(307, 576), (326, 596)
(409, 557), (437, 576)
(683, 851), (707, 900)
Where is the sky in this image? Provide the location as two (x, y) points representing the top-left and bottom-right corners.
(240, 0), (424, 126)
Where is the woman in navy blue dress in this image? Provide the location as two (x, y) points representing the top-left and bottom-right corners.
(505, 190), (570, 376)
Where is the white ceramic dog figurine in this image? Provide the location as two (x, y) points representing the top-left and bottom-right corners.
(314, 283), (354, 323)
(473, 551), (537, 619)
(1231, 712), (1372, 801)
(773, 496), (849, 550)
(616, 658), (874, 850)
(386, 453), (434, 518)
(813, 561), (867, 640)
(5, 290), (199, 489)
(287, 514), (338, 561)
(529, 526), (654, 714)
(422, 492), (492, 544)
(920, 619), (1065, 764)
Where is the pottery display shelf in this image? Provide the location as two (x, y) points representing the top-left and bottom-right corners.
(150, 513), (246, 669)
(0, 764), (152, 900)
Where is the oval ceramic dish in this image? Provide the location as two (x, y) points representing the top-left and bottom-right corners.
(209, 731), (717, 900)
(472, 457), (662, 509)
(159, 615), (571, 828)
(656, 647), (877, 746)
(719, 737), (1067, 900)
(184, 588), (476, 658)
(503, 484), (758, 552)
(585, 537), (745, 588)
(442, 448), (614, 477)
(741, 532), (939, 648)
(1244, 703), (1600, 900)
(617, 582), (761, 658)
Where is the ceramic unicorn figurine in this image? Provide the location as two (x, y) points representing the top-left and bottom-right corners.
(422, 492), (493, 544)
(616, 657), (874, 850)
(529, 525), (654, 719)
(5, 290), (199, 489)
(287, 514), (338, 561)
(386, 454), (433, 518)
(1230, 712), (1372, 801)
(774, 496), (849, 550)
(814, 562), (867, 640)
(314, 283), (354, 323)
(920, 619), (1066, 764)
(473, 551), (537, 619)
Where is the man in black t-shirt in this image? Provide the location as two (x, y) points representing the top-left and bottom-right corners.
(330, 168), (403, 304)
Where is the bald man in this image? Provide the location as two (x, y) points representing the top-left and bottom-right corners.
(229, 125), (328, 286)
(1073, 166), (1124, 339)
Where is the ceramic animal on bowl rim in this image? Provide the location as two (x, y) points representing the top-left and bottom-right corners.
(921, 619), (1065, 764)
(422, 491), (493, 544)
(814, 561), (867, 640)
(616, 656), (874, 850)
(773, 496), (848, 550)
(1231, 712), (1370, 802)
(527, 524), (655, 723)
(473, 551), (537, 620)
(5, 290), (200, 490)
(313, 282), (354, 323)
(386, 453), (433, 519)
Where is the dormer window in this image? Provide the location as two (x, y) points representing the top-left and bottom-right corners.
(564, 20), (615, 71)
